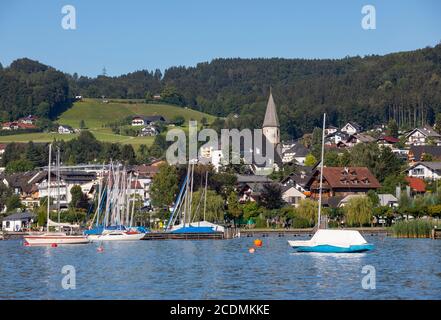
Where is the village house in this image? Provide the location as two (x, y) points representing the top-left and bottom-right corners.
(58, 125), (74, 134)
(376, 136), (400, 149)
(1, 171), (41, 208)
(139, 125), (159, 136)
(378, 194), (399, 207)
(340, 122), (363, 135)
(404, 125), (441, 146)
(281, 185), (306, 207)
(305, 167), (381, 201)
(131, 115), (166, 126)
(405, 162), (441, 180)
(281, 143), (309, 164)
(18, 115), (38, 125)
(37, 170), (97, 208)
(344, 133), (376, 147)
(408, 145), (441, 162)
(405, 176), (426, 195)
(324, 125), (338, 136)
(1, 122), (19, 130)
(281, 167), (313, 193)
(1, 212), (36, 232)
(325, 130), (349, 146)
(236, 174), (272, 203)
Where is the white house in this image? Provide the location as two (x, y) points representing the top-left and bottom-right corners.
(405, 125), (441, 146)
(58, 125), (74, 134)
(405, 162), (441, 180)
(378, 194), (399, 207)
(281, 185), (306, 207)
(324, 125), (338, 136)
(140, 125), (158, 136)
(341, 122), (363, 135)
(2, 212), (36, 232)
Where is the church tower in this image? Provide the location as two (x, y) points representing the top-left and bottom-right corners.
(262, 89), (280, 145)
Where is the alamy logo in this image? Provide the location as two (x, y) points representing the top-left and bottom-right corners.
(61, 5), (76, 30)
(361, 5), (376, 30)
(61, 265), (76, 289)
(361, 265), (376, 290)
(166, 121), (275, 174)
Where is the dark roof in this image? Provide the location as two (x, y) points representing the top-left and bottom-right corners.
(409, 146), (441, 161)
(2, 212), (36, 221)
(2, 171), (40, 193)
(345, 122), (363, 131)
(377, 136), (400, 144)
(406, 125), (441, 139)
(306, 167), (381, 189)
(284, 143), (309, 158)
(236, 174), (272, 184)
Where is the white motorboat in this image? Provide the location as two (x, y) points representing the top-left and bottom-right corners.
(87, 229), (144, 241)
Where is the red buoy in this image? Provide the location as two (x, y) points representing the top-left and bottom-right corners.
(254, 239), (263, 247)
(51, 243), (58, 248)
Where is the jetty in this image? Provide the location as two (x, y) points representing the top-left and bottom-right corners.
(142, 231), (225, 240)
(238, 227), (391, 238)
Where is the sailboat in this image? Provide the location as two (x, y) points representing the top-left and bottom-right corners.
(24, 144), (89, 246)
(165, 161), (224, 234)
(287, 114), (374, 253)
(85, 162), (147, 241)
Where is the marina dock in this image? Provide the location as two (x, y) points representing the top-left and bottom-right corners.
(238, 227), (391, 238)
(141, 231), (225, 240)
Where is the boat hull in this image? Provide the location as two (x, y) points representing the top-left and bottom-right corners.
(293, 243), (374, 253)
(87, 233), (144, 241)
(24, 235), (90, 246)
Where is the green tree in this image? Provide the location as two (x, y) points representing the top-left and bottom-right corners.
(173, 115), (185, 126)
(6, 194), (23, 212)
(5, 159), (34, 173)
(295, 199), (318, 226)
(227, 191), (242, 219)
(121, 144), (136, 165)
(258, 183), (285, 210)
(242, 201), (261, 220)
(387, 119), (399, 138)
(304, 153), (317, 166)
(70, 185), (88, 209)
(150, 163), (179, 208)
(343, 196), (373, 227)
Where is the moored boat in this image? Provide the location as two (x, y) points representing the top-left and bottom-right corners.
(287, 114), (373, 254)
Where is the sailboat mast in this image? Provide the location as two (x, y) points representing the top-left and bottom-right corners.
(317, 113), (326, 229)
(203, 170), (208, 222)
(56, 147), (61, 224)
(46, 144), (52, 232)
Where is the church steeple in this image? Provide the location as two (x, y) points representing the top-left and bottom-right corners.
(262, 88), (280, 145)
(263, 88), (279, 128)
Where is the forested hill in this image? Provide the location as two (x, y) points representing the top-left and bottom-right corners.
(0, 58), (70, 121)
(2, 44), (441, 139)
(71, 44), (441, 137)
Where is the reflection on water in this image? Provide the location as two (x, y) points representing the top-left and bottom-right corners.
(0, 236), (440, 299)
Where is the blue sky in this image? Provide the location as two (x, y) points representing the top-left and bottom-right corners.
(0, 0), (440, 77)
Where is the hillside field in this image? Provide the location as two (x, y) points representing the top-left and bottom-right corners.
(0, 99), (216, 147)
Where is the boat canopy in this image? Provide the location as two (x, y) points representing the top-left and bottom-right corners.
(310, 229), (368, 248)
(47, 219), (80, 229)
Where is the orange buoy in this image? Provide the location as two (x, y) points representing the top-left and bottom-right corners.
(51, 243), (58, 248)
(254, 239), (263, 247)
(249, 247), (255, 254)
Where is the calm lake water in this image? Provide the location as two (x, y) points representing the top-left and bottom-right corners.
(0, 236), (440, 299)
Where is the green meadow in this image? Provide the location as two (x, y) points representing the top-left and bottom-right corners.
(0, 99), (215, 147)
